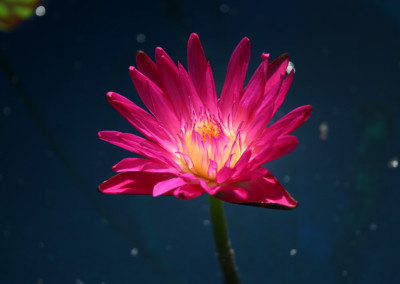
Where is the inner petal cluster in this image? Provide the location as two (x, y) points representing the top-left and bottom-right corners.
(178, 116), (244, 181)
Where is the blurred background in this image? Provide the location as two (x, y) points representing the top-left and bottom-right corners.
(1, 0), (399, 283)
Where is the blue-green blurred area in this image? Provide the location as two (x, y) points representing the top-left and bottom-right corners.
(1, 0), (399, 283)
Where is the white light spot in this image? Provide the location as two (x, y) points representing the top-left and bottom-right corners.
(369, 223), (377, 231)
(286, 61), (295, 74)
(203, 219), (210, 226)
(342, 270), (348, 277)
(220, 4), (230, 13)
(388, 157), (398, 168)
(136, 33), (146, 43)
(37, 279), (44, 284)
(35, 6), (46, 17)
(75, 279), (85, 284)
(3, 106), (11, 116)
(319, 122), (329, 140)
(289, 248), (297, 256)
(283, 175), (291, 184)
(130, 247), (138, 256)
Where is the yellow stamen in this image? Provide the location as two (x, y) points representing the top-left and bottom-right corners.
(195, 120), (220, 141)
(178, 117), (244, 182)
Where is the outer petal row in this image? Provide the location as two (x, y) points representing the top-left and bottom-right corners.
(98, 172), (174, 195)
(99, 171), (206, 200)
(98, 131), (178, 169)
(213, 171), (298, 209)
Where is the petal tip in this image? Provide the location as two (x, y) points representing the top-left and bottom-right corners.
(280, 53), (290, 59)
(261, 53), (270, 61)
(240, 37), (251, 49)
(304, 104), (313, 117)
(155, 47), (164, 54)
(98, 180), (109, 194)
(106, 92), (119, 101)
(189, 33), (200, 40)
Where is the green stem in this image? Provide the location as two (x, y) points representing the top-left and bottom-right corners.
(208, 195), (241, 284)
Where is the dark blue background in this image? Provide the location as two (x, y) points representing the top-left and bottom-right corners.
(1, 0), (399, 283)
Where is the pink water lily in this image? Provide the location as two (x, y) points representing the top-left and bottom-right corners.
(98, 33), (311, 209)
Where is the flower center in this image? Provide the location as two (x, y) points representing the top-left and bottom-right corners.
(178, 117), (243, 182)
(195, 120), (220, 141)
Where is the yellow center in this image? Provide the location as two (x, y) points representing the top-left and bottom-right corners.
(195, 120), (220, 141)
(178, 118), (244, 182)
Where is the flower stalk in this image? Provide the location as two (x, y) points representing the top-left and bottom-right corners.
(208, 195), (241, 284)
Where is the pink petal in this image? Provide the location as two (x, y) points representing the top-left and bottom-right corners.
(155, 47), (176, 72)
(136, 50), (162, 88)
(204, 62), (218, 115)
(247, 123), (282, 156)
(235, 59), (267, 125)
(271, 69), (294, 117)
(173, 184), (205, 200)
(156, 56), (192, 120)
(214, 171), (298, 209)
(231, 149), (252, 174)
(219, 37), (251, 121)
(265, 53), (289, 92)
(129, 67), (181, 134)
(112, 158), (179, 175)
(99, 172), (174, 195)
(198, 179), (221, 195)
(106, 92), (174, 148)
(187, 33), (218, 115)
(178, 64), (204, 115)
(267, 105), (312, 136)
(243, 82), (282, 144)
(208, 160), (218, 179)
(249, 135), (298, 168)
(210, 184), (249, 200)
(153, 177), (187, 197)
(98, 130), (141, 153)
(98, 131), (178, 169)
(231, 167), (269, 183)
(128, 66), (156, 114)
(215, 165), (235, 184)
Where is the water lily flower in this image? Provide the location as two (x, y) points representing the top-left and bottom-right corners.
(98, 33), (311, 209)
